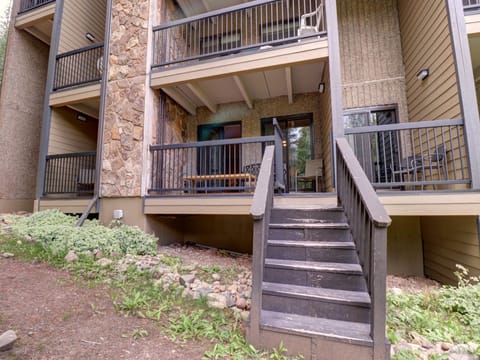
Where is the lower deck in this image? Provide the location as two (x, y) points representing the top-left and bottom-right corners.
(143, 191), (480, 216)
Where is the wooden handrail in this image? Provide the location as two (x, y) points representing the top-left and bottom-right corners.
(249, 145), (275, 340)
(336, 138), (390, 227)
(336, 137), (391, 360)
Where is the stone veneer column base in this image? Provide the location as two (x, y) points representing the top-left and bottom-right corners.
(99, 197), (184, 245)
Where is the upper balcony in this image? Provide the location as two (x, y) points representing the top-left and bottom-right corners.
(150, 0), (328, 114)
(15, 0), (56, 44)
(464, 0), (480, 33)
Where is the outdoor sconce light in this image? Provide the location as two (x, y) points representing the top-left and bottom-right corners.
(318, 82), (326, 93)
(417, 68), (429, 81)
(77, 114), (87, 122)
(85, 32), (96, 42)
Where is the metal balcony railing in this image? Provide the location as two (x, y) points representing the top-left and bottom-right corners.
(149, 122), (285, 195)
(43, 152), (96, 195)
(464, 0), (480, 12)
(18, 0), (55, 14)
(345, 119), (471, 190)
(53, 43), (104, 91)
(152, 0), (326, 69)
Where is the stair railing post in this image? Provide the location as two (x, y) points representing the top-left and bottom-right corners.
(371, 225), (388, 360)
(248, 146), (275, 346)
(273, 118), (285, 191)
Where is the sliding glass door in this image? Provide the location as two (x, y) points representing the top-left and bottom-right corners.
(261, 114), (313, 192)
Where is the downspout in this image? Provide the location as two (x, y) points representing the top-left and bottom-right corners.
(76, 0), (113, 226)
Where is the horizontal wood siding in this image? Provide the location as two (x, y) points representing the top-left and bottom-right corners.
(398, 0), (461, 122)
(421, 216), (480, 285)
(48, 108), (98, 155)
(58, 0), (106, 53)
(338, 0), (408, 123)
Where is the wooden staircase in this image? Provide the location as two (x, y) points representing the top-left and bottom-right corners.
(251, 206), (377, 359)
(247, 141), (391, 360)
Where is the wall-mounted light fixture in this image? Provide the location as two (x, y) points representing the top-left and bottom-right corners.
(85, 32), (96, 42)
(318, 82), (326, 93)
(416, 68), (429, 81)
(77, 114), (87, 122)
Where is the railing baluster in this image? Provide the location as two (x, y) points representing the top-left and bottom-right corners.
(53, 43), (104, 91)
(152, 0), (327, 68)
(344, 119), (470, 190)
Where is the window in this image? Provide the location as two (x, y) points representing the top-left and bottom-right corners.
(260, 19), (299, 43)
(344, 107), (399, 184)
(200, 31), (241, 55)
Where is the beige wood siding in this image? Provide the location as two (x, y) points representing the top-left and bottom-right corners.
(387, 216), (424, 277)
(58, 0), (107, 53)
(398, 0), (461, 122)
(48, 107), (98, 155)
(421, 216), (480, 285)
(338, 0), (408, 123)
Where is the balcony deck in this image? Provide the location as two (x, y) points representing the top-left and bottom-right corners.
(15, 0), (55, 44)
(465, 0), (480, 33)
(151, 0), (327, 114)
(143, 191), (480, 216)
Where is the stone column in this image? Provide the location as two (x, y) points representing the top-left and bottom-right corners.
(102, 0), (149, 198)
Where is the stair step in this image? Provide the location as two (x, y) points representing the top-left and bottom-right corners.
(262, 282), (370, 323)
(265, 259), (362, 274)
(267, 240), (355, 249)
(260, 310), (372, 346)
(263, 282), (370, 306)
(269, 223), (351, 241)
(269, 223), (349, 229)
(264, 259), (367, 291)
(266, 240), (358, 263)
(271, 207), (347, 224)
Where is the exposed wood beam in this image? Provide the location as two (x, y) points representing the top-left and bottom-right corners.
(67, 103), (99, 120)
(285, 67), (293, 104)
(162, 87), (196, 115)
(233, 75), (253, 109)
(25, 27), (51, 45)
(186, 83), (217, 113)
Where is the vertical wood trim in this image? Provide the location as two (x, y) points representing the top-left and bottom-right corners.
(446, 0), (480, 189)
(35, 0), (65, 201)
(326, 0), (344, 187)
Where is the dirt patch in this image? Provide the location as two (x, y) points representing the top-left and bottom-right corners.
(0, 258), (209, 360)
(387, 274), (441, 293)
(160, 244), (252, 271)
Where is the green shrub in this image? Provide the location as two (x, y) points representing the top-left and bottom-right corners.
(387, 265), (480, 345)
(12, 210), (157, 257)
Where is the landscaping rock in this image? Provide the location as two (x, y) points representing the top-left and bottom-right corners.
(95, 258), (113, 267)
(0, 330), (17, 351)
(212, 273), (221, 281)
(1, 253), (14, 259)
(410, 331), (433, 349)
(64, 250), (79, 263)
(179, 274), (195, 286)
(207, 293), (228, 309)
(235, 297), (247, 310)
(441, 342), (452, 351)
(95, 250), (104, 260)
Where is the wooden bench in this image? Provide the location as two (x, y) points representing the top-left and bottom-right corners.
(184, 173), (256, 193)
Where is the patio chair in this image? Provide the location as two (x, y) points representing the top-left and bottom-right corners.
(296, 159), (323, 192)
(390, 155), (425, 188)
(427, 145), (448, 186)
(297, 3), (324, 38)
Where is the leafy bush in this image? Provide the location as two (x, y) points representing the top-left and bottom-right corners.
(12, 210), (157, 257)
(387, 265), (480, 345)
